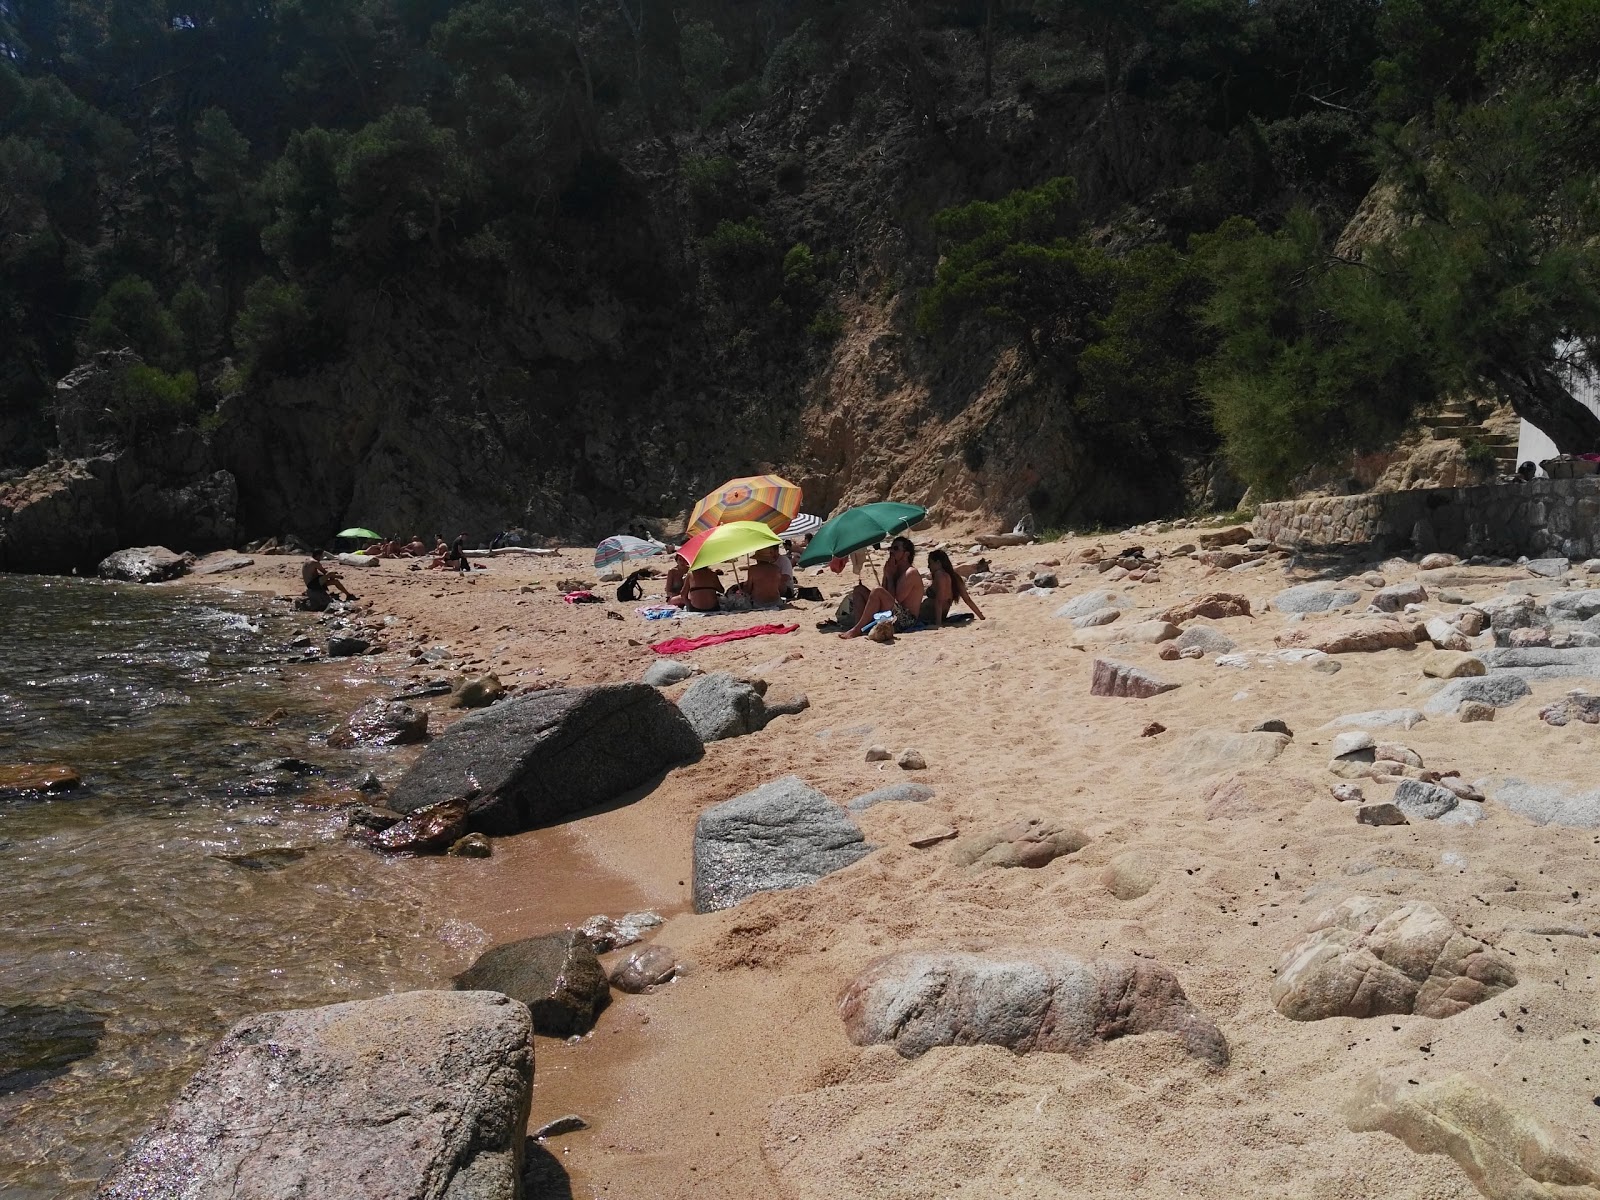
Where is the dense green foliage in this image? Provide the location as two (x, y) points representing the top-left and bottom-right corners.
(4, 0), (1600, 506)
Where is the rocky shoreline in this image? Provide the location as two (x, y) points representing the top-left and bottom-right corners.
(75, 528), (1600, 1198)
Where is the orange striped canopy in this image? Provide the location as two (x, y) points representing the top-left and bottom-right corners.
(687, 474), (802, 534)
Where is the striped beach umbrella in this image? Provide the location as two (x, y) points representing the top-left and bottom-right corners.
(783, 512), (823, 538)
(687, 474), (802, 534)
(594, 534), (666, 572)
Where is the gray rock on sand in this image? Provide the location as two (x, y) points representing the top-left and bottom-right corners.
(191, 553), (254, 575)
(1270, 895), (1515, 1021)
(1324, 709), (1427, 730)
(1346, 1071), (1600, 1200)
(949, 814), (1088, 869)
(609, 945), (680, 993)
(847, 783), (935, 812)
(1272, 583), (1361, 614)
(95, 991), (531, 1200)
(1392, 779), (1459, 822)
(1493, 778), (1600, 828)
(642, 659), (696, 687)
(1369, 582), (1427, 612)
(677, 672), (809, 742)
(1525, 557), (1571, 577)
(1420, 650), (1484, 678)
(1173, 625), (1236, 655)
(1539, 691), (1600, 726)
(387, 683), (701, 835)
(97, 545), (193, 583)
(691, 776), (874, 913)
(1053, 591), (1134, 620)
(1090, 659), (1178, 698)
(1422, 675), (1531, 716)
(1072, 606), (1123, 629)
(1331, 731), (1375, 757)
(453, 929), (610, 1036)
(897, 749), (927, 770)
(1458, 700), (1496, 722)
(839, 950), (1229, 1067)
(1476, 647), (1600, 680)
(1545, 590), (1600, 622)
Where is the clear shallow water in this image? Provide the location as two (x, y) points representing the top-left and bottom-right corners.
(0, 576), (480, 1199)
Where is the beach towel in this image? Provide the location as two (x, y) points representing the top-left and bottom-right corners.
(650, 623), (798, 655)
(562, 590), (603, 604)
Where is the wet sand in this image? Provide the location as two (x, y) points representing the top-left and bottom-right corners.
(182, 535), (1600, 1200)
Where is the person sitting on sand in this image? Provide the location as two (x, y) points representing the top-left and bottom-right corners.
(740, 545), (785, 607)
(920, 548), (985, 628)
(444, 534), (469, 571)
(403, 534), (427, 557)
(299, 554), (357, 611)
(839, 536), (925, 639)
(678, 565), (724, 612)
(665, 552), (689, 600)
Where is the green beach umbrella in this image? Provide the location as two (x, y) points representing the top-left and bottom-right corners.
(336, 527), (382, 541)
(796, 503), (927, 568)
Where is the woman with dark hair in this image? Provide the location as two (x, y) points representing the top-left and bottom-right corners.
(919, 548), (985, 628)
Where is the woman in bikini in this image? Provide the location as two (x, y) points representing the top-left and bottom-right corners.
(679, 565), (724, 612)
(919, 548), (985, 628)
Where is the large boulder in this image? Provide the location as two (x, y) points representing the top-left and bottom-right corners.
(1270, 896), (1515, 1021)
(1345, 1071), (1600, 1200)
(1275, 618), (1417, 654)
(387, 684), (701, 835)
(1272, 583), (1360, 613)
(676, 672), (808, 742)
(1422, 674), (1531, 716)
(452, 931), (610, 1037)
(839, 950), (1229, 1067)
(1053, 591), (1134, 620)
(95, 990), (532, 1200)
(692, 776), (874, 913)
(97, 545), (193, 583)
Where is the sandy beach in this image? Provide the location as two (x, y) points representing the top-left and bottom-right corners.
(186, 532), (1600, 1200)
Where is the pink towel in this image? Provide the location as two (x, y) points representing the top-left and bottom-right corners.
(650, 623), (799, 654)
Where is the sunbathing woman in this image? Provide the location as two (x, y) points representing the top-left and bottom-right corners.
(665, 553), (689, 600)
(679, 565), (724, 612)
(920, 548), (985, 628)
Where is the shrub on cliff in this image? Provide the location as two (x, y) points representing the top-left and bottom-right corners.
(234, 278), (312, 375)
(86, 278), (181, 369)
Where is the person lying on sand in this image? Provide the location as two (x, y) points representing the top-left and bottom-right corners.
(840, 536), (924, 639)
(920, 548), (985, 628)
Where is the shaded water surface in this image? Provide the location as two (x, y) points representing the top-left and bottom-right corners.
(0, 576), (480, 1199)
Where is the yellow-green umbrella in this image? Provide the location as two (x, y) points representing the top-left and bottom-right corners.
(678, 521), (780, 570)
(688, 474), (802, 534)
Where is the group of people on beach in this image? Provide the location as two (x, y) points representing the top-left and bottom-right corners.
(833, 537), (985, 638)
(362, 534), (471, 571)
(664, 542), (797, 612)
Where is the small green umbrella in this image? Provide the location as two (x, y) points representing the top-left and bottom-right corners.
(796, 503), (927, 568)
(336, 527), (382, 541)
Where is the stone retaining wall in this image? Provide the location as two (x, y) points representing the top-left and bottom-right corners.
(1253, 477), (1600, 558)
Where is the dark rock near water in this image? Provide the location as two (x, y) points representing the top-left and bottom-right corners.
(326, 635), (370, 658)
(692, 776), (874, 913)
(0, 764), (82, 800)
(532, 1114), (589, 1140)
(609, 945), (680, 993)
(0, 1003), (105, 1095)
(453, 931), (610, 1037)
(97, 545), (193, 583)
(327, 698), (428, 749)
(213, 846), (309, 871)
(347, 804), (404, 833)
(578, 911), (663, 953)
(450, 673), (505, 709)
(94, 990), (531, 1200)
(388, 684), (701, 836)
(840, 950), (1228, 1066)
(447, 832), (492, 858)
(373, 796), (468, 854)
(676, 672), (809, 742)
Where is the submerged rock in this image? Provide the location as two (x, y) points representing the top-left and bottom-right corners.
(0, 764), (82, 800)
(449, 673), (505, 709)
(692, 776), (873, 913)
(1271, 896), (1515, 1021)
(0, 1003), (105, 1095)
(373, 796), (468, 854)
(388, 684), (701, 835)
(94, 991), (531, 1200)
(840, 950), (1228, 1066)
(453, 930), (609, 1037)
(213, 846), (309, 871)
(327, 698), (428, 748)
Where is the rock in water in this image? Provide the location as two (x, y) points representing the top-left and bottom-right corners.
(326, 635), (369, 658)
(0, 1003), (105, 1094)
(453, 931), (609, 1036)
(94, 991), (531, 1200)
(676, 672), (809, 742)
(691, 776), (874, 913)
(327, 699), (428, 748)
(1345, 1071), (1600, 1200)
(609, 945), (680, 993)
(97, 546), (192, 583)
(950, 814), (1088, 869)
(373, 796), (468, 854)
(450, 673), (505, 709)
(1090, 659), (1178, 698)
(387, 684), (701, 835)
(578, 910), (663, 952)
(839, 951), (1228, 1067)
(446, 833), (492, 858)
(1270, 896), (1515, 1021)
(0, 764), (82, 800)
(642, 659), (696, 687)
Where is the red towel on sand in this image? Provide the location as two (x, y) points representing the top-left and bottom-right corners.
(650, 623), (798, 655)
